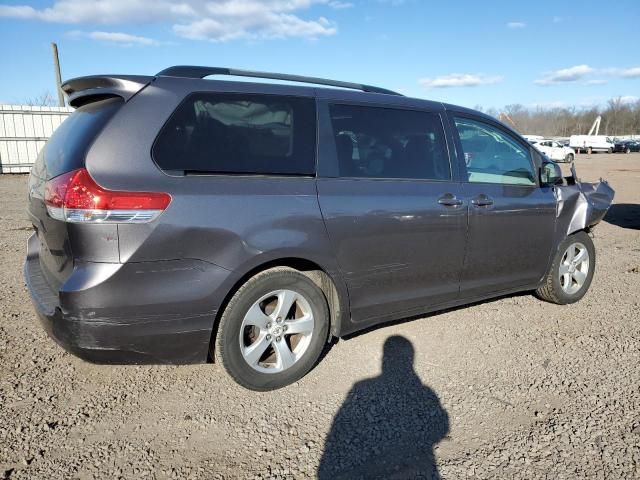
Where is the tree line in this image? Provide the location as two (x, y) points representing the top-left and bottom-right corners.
(477, 97), (640, 138)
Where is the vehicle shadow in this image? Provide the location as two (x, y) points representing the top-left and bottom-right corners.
(604, 203), (640, 230)
(317, 335), (449, 480)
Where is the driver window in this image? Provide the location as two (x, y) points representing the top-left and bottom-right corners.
(454, 117), (536, 186)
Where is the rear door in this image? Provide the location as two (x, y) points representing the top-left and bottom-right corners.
(316, 101), (467, 324)
(450, 113), (556, 297)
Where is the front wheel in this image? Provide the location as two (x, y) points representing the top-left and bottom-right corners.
(607, 147), (613, 154)
(214, 267), (330, 391)
(626, 147), (631, 154)
(536, 231), (596, 305)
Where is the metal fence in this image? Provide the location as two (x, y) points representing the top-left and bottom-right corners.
(0, 105), (73, 173)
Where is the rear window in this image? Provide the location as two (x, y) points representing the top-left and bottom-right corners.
(41, 97), (122, 179)
(152, 93), (317, 176)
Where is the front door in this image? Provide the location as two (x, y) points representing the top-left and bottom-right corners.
(451, 115), (557, 297)
(317, 102), (467, 324)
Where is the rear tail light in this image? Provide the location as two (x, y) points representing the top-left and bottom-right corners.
(44, 168), (171, 223)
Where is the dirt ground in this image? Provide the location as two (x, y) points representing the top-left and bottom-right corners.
(1, 154), (639, 479)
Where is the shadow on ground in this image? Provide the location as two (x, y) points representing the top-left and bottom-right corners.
(318, 336), (449, 480)
(604, 203), (640, 230)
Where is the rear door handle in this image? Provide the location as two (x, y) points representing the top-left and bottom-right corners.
(438, 194), (463, 207)
(471, 195), (494, 207)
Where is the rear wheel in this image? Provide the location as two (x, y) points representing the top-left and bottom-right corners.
(626, 147), (631, 154)
(536, 231), (595, 305)
(607, 147), (613, 154)
(214, 268), (329, 391)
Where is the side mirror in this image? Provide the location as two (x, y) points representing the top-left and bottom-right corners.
(540, 161), (563, 186)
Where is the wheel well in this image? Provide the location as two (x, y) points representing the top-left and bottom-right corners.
(208, 258), (344, 362)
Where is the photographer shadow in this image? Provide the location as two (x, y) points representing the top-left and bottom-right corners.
(318, 335), (449, 480)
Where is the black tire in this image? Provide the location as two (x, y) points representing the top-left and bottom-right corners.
(214, 267), (329, 391)
(565, 153), (574, 163)
(536, 231), (596, 305)
(607, 147), (613, 154)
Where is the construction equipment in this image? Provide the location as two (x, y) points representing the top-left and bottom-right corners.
(499, 112), (517, 129)
(587, 116), (602, 136)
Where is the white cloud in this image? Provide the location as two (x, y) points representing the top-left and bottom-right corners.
(419, 73), (503, 89)
(68, 30), (159, 46)
(328, 1), (353, 8)
(605, 66), (640, 78)
(0, 1), (193, 23)
(174, 14), (335, 41)
(584, 79), (607, 86)
(0, 0), (338, 41)
(534, 65), (594, 85)
(619, 67), (640, 78)
(0, 5), (37, 18)
(533, 65), (640, 86)
(377, 0), (407, 5)
(507, 21), (526, 29)
(619, 95), (639, 104)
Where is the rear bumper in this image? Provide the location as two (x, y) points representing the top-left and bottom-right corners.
(24, 233), (228, 364)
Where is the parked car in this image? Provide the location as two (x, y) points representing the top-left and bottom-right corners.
(612, 140), (640, 153)
(24, 66), (615, 390)
(530, 139), (576, 162)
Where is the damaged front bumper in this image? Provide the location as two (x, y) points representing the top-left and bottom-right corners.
(555, 166), (615, 237)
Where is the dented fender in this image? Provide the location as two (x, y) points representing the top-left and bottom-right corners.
(554, 173), (615, 237)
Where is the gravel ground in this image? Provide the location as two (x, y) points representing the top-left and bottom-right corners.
(1, 153), (639, 479)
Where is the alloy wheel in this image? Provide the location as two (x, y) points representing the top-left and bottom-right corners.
(239, 289), (315, 373)
(559, 242), (590, 295)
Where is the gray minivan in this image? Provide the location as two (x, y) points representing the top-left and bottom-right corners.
(25, 66), (614, 390)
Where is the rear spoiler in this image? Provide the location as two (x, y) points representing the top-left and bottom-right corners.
(60, 75), (153, 108)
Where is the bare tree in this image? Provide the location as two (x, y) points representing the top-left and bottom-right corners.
(23, 91), (58, 107)
(483, 97), (640, 137)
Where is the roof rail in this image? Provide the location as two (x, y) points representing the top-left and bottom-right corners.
(156, 65), (402, 96)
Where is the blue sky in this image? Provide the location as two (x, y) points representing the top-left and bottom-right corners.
(0, 0), (638, 109)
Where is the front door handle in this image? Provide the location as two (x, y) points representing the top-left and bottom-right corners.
(471, 194), (494, 207)
(438, 194), (463, 207)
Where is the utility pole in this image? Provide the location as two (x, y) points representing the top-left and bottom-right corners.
(51, 42), (64, 107)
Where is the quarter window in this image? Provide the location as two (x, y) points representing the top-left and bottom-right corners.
(328, 104), (451, 180)
(454, 117), (536, 186)
(153, 93), (316, 175)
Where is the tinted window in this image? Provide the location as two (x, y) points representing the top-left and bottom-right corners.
(454, 117), (536, 186)
(41, 97), (122, 179)
(329, 104), (450, 180)
(153, 93), (316, 175)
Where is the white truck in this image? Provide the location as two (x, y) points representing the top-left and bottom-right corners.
(569, 135), (614, 153)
